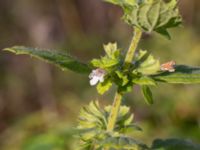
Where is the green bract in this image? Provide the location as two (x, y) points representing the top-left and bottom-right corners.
(133, 50), (160, 75)
(91, 43), (122, 70)
(105, 0), (182, 39)
(91, 46), (160, 95)
(97, 78), (113, 95)
(77, 101), (143, 149)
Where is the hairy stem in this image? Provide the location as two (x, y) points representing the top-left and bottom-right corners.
(106, 92), (122, 131)
(124, 27), (143, 66)
(106, 28), (143, 132)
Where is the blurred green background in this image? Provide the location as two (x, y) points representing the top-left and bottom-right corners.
(0, 0), (200, 149)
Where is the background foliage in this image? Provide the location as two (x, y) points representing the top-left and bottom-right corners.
(0, 0), (200, 149)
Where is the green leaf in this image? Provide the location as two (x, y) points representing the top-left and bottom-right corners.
(118, 82), (133, 93)
(119, 124), (142, 133)
(115, 70), (129, 86)
(103, 42), (119, 59)
(155, 28), (171, 40)
(97, 79), (113, 95)
(91, 58), (119, 69)
(100, 134), (147, 149)
(111, 0), (182, 39)
(91, 43), (121, 70)
(151, 138), (200, 150)
(104, 0), (137, 7)
(132, 76), (157, 86)
(141, 85), (154, 105)
(4, 46), (91, 74)
(134, 50), (160, 75)
(152, 65), (200, 84)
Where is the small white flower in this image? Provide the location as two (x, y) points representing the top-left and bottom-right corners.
(89, 68), (106, 86)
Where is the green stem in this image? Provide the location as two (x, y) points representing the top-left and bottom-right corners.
(106, 92), (122, 131)
(106, 28), (143, 132)
(124, 27), (143, 66)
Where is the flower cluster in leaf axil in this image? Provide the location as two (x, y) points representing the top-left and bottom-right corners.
(89, 43), (163, 104)
(89, 43), (122, 94)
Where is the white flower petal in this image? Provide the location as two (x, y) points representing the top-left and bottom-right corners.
(89, 71), (95, 79)
(89, 68), (106, 85)
(90, 76), (99, 86)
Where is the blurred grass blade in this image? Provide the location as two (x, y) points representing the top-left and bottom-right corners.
(152, 65), (200, 84)
(3, 46), (92, 74)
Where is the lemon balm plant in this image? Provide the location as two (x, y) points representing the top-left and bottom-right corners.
(3, 0), (200, 149)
